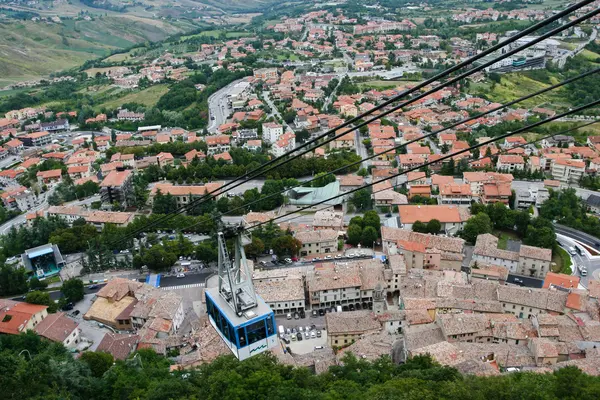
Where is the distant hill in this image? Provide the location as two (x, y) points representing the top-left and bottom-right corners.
(0, 16), (199, 86)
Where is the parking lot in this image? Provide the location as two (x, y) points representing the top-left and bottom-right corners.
(258, 250), (376, 269)
(274, 311), (330, 354)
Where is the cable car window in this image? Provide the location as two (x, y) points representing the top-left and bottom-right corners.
(237, 327), (247, 348)
(266, 315), (275, 336)
(246, 319), (267, 345)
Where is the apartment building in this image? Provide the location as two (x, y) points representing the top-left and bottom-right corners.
(19, 131), (51, 147)
(398, 205), (470, 235)
(497, 285), (567, 319)
(100, 169), (134, 207)
(262, 122), (284, 143)
(150, 182), (224, 207)
(381, 227), (464, 271)
(271, 132), (296, 157)
(0, 300), (49, 335)
(551, 158), (585, 184)
(254, 278), (305, 315)
(296, 229), (338, 256)
(473, 234), (551, 278)
(205, 135), (231, 155)
(306, 260), (386, 310)
(496, 154), (525, 172)
(326, 311), (381, 347)
(438, 183), (473, 205)
(312, 210), (344, 231)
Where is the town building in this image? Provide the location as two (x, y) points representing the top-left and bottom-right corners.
(150, 182), (224, 208)
(34, 312), (80, 348)
(551, 158), (586, 184)
(254, 278), (305, 315)
(263, 122), (284, 143)
(397, 205), (470, 235)
(100, 169), (134, 207)
(19, 131), (51, 147)
(326, 311), (382, 347)
(296, 229), (338, 256)
(473, 234), (551, 278)
(0, 300), (48, 335)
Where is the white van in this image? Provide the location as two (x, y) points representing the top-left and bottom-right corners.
(336, 305), (342, 313)
(569, 247), (577, 256)
(278, 325), (285, 337)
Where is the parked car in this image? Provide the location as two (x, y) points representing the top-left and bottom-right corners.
(335, 254), (343, 259)
(325, 255), (333, 260)
(62, 303), (74, 311)
(176, 273), (185, 278)
(72, 310), (80, 316)
(299, 326), (303, 333)
(87, 284), (98, 290)
(318, 309), (325, 316)
(284, 258), (292, 264)
(286, 328), (291, 335)
(291, 334), (296, 341)
(310, 331), (316, 338)
(304, 332), (310, 339)
(316, 330), (322, 338)
(296, 333), (303, 341)
(312, 310), (318, 317)
(287, 313), (292, 320)
(305, 325), (311, 332)
(294, 312), (300, 320)
(314, 345), (324, 350)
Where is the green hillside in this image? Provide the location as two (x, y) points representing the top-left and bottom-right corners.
(0, 16), (198, 86)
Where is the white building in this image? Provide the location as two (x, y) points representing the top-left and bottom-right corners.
(551, 158), (585, 184)
(262, 122), (284, 144)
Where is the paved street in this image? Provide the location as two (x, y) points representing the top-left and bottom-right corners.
(555, 228), (600, 288)
(207, 79), (242, 132)
(262, 91), (294, 133)
(354, 128), (369, 169)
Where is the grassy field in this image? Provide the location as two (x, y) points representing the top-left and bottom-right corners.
(494, 230), (519, 250)
(96, 84), (169, 111)
(552, 246), (572, 275)
(469, 73), (567, 109)
(0, 16), (198, 85)
(181, 30), (249, 41)
(580, 49), (600, 63)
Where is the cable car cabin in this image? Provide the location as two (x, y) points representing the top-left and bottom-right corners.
(205, 287), (277, 361)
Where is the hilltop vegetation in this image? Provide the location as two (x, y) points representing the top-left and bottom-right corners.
(0, 16), (200, 85)
(2, 332), (600, 400)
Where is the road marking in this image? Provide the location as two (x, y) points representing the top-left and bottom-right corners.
(162, 283), (205, 290)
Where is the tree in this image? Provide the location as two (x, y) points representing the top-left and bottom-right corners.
(28, 277), (48, 291)
(0, 264), (28, 296)
(61, 278), (84, 303)
(412, 220), (428, 233)
(245, 237), (265, 259)
(461, 213), (493, 244)
(357, 168), (368, 177)
(347, 224), (362, 246)
(272, 235), (301, 257)
(350, 189), (372, 211)
(196, 241), (218, 264)
(25, 290), (57, 313)
(152, 190), (177, 214)
(361, 226), (378, 247)
(362, 211), (381, 233)
(311, 172), (336, 187)
(80, 351), (114, 378)
(426, 219), (441, 234)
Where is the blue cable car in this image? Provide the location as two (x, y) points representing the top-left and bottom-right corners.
(206, 287), (277, 360)
(205, 229), (278, 361)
